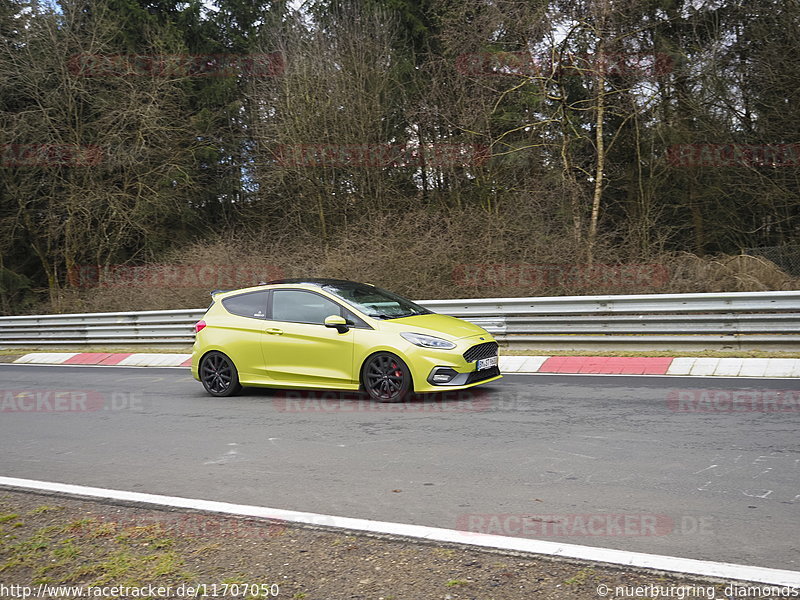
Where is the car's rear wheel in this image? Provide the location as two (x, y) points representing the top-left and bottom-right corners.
(362, 352), (412, 403)
(200, 351), (242, 397)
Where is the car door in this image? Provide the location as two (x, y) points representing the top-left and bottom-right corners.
(262, 289), (356, 386)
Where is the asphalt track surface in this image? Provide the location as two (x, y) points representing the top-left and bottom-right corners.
(1, 364), (798, 571)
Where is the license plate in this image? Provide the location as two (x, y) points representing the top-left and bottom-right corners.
(476, 355), (498, 371)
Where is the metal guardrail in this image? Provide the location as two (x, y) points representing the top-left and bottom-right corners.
(0, 309), (201, 346)
(0, 291), (799, 351)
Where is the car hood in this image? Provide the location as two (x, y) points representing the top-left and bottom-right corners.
(379, 313), (490, 340)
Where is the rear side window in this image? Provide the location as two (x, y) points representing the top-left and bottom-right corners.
(272, 290), (342, 325)
(222, 291), (268, 319)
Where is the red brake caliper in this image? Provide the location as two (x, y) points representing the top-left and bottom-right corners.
(392, 362), (401, 377)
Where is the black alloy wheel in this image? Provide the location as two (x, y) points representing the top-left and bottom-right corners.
(362, 352), (412, 403)
(200, 351), (242, 397)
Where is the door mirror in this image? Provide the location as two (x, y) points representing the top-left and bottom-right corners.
(324, 314), (349, 333)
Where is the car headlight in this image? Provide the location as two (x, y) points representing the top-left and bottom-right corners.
(400, 332), (456, 350)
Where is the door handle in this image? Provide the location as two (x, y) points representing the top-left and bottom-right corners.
(265, 328), (283, 335)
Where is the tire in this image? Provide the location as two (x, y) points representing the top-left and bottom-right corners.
(362, 352), (413, 403)
(199, 351), (243, 397)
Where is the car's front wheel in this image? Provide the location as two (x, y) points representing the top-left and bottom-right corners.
(362, 352), (412, 403)
(200, 351), (242, 397)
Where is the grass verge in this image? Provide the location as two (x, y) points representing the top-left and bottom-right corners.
(0, 490), (780, 600)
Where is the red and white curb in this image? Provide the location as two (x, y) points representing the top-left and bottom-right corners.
(503, 355), (800, 377)
(10, 353), (800, 377)
(13, 352), (192, 367)
(0, 476), (797, 586)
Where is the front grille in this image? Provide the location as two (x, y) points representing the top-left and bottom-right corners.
(463, 341), (498, 362)
(466, 365), (501, 384)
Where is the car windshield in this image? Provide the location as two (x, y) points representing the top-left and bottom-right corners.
(322, 283), (432, 320)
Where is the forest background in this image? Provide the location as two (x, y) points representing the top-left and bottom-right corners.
(1, 0), (798, 314)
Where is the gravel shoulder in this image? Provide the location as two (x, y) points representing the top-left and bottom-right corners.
(0, 489), (785, 600)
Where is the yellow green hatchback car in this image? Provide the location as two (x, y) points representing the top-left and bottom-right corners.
(191, 279), (501, 402)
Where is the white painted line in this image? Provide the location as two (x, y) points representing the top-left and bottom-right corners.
(0, 476), (797, 586)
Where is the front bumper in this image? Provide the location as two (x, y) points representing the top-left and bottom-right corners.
(427, 364), (501, 387)
(409, 335), (502, 393)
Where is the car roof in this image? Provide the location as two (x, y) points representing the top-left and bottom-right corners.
(211, 278), (371, 298)
(265, 278), (369, 287)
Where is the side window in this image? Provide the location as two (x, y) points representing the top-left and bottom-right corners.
(272, 290), (342, 325)
(222, 291), (268, 319)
